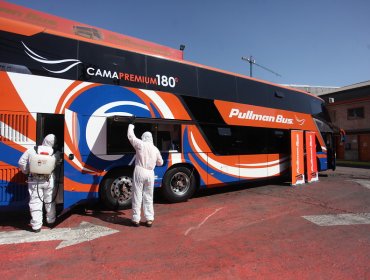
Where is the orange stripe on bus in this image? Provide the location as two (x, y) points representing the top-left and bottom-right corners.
(0, 17), (43, 36)
(64, 177), (99, 192)
(188, 153), (221, 186)
(155, 91), (192, 120)
(55, 82), (97, 114)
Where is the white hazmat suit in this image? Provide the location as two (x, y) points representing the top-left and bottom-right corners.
(127, 124), (163, 225)
(18, 134), (60, 232)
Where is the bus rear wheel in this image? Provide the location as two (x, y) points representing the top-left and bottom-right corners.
(161, 167), (196, 203)
(100, 170), (133, 210)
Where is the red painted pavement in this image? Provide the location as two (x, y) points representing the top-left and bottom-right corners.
(0, 167), (369, 279)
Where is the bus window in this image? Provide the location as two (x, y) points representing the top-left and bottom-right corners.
(107, 117), (153, 154)
(157, 123), (181, 152)
(107, 119), (133, 154)
(78, 41), (146, 87)
(200, 124), (239, 155)
(267, 129), (290, 154)
(107, 117), (181, 154)
(181, 96), (225, 124)
(238, 126), (268, 154)
(146, 56), (198, 96)
(198, 68), (237, 102)
(133, 123), (155, 142)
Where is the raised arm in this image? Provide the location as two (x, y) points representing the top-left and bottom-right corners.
(127, 124), (142, 151)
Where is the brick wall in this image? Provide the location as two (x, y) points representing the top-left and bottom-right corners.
(327, 99), (370, 162)
(328, 100), (370, 131)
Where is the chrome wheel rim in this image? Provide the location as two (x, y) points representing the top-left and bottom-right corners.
(170, 172), (190, 196)
(111, 176), (132, 203)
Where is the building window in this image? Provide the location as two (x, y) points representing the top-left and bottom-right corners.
(347, 107), (364, 120)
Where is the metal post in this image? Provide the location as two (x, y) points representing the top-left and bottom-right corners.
(241, 55), (281, 78)
(249, 56), (253, 77)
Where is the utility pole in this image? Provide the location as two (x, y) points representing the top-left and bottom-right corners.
(241, 56), (281, 78)
(241, 56), (256, 77)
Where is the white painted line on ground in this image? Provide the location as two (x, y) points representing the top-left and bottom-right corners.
(0, 221), (119, 249)
(185, 207), (224, 236)
(351, 179), (370, 190)
(303, 213), (370, 226)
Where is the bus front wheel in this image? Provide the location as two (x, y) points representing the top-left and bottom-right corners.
(161, 167), (196, 203)
(100, 170), (133, 210)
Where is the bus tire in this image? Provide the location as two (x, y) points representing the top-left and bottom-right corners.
(100, 170), (133, 210)
(161, 167), (196, 203)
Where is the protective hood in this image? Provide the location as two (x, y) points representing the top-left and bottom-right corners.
(141, 131), (153, 143)
(42, 134), (56, 148)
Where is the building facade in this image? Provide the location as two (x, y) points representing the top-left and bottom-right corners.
(321, 81), (370, 162)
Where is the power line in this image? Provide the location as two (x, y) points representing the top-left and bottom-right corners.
(241, 56), (281, 78)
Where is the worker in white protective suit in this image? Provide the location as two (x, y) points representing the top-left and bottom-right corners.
(18, 134), (60, 232)
(127, 123), (163, 227)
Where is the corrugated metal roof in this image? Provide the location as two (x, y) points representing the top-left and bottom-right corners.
(331, 80), (370, 93)
(283, 85), (339, 96)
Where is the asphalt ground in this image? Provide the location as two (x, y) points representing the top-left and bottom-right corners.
(1, 166), (369, 279)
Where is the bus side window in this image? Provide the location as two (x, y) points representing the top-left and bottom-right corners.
(200, 124), (239, 155)
(267, 129), (290, 154)
(157, 124), (181, 152)
(238, 126), (267, 154)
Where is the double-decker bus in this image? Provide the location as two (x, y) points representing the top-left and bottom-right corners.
(0, 1), (335, 212)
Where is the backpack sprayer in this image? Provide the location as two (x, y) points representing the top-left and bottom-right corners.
(29, 146), (61, 204)
(29, 150), (56, 175)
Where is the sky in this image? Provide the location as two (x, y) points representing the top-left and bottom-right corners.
(4, 0), (370, 87)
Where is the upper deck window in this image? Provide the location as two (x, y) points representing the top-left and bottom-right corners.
(198, 68), (237, 101)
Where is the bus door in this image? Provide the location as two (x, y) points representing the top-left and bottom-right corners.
(325, 132), (336, 170)
(267, 129), (291, 177)
(238, 126), (268, 180)
(36, 113), (64, 206)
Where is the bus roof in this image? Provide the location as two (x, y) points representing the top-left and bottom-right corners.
(0, 0), (322, 101)
(0, 0), (183, 60)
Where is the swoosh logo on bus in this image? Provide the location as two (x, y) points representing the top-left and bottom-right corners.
(22, 41), (82, 74)
(295, 115), (305, 126)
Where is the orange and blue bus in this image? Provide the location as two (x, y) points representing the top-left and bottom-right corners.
(0, 1), (335, 212)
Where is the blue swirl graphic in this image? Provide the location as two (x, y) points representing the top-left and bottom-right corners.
(68, 85), (150, 171)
